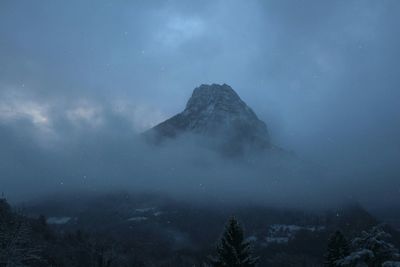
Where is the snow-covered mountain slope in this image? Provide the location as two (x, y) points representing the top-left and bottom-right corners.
(145, 84), (271, 156)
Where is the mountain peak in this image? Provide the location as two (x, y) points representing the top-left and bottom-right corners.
(185, 84), (243, 114)
(188, 83), (239, 103)
(145, 84), (271, 156)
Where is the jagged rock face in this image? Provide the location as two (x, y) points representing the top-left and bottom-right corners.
(145, 84), (270, 155)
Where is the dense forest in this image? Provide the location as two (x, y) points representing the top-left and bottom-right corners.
(1, 195), (400, 266)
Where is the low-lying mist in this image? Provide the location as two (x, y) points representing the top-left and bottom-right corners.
(1, 115), (398, 212)
(1, 0), (400, 216)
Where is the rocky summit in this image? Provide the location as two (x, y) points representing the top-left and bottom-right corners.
(145, 84), (271, 156)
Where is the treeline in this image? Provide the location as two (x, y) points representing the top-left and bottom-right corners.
(324, 227), (400, 266)
(1, 197), (400, 266)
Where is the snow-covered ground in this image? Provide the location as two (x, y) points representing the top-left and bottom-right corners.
(127, 216), (148, 222)
(126, 206), (165, 222)
(47, 217), (73, 225)
(264, 224), (325, 244)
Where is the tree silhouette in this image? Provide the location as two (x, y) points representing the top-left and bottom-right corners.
(337, 225), (400, 267)
(210, 216), (258, 267)
(324, 230), (349, 266)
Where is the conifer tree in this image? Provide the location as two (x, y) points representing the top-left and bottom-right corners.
(210, 216), (258, 267)
(337, 225), (400, 267)
(324, 230), (349, 267)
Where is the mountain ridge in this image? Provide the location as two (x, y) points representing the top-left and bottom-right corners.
(144, 83), (271, 156)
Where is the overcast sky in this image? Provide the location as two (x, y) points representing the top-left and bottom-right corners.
(1, 0), (400, 196)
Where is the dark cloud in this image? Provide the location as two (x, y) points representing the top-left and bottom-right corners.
(0, 0), (400, 207)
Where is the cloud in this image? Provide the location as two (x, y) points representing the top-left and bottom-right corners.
(156, 15), (205, 48)
(111, 100), (168, 131)
(66, 101), (104, 127)
(0, 87), (50, 128)
(0, 0), (400, 208)
(0, 101), (49, 126)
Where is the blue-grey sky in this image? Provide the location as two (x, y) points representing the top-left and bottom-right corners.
(1, 0), (400, 203)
